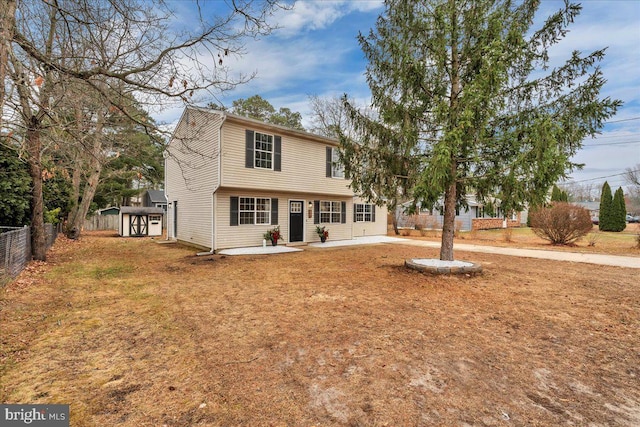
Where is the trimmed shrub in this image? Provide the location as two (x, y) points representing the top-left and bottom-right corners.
(530, 202), (593, 245)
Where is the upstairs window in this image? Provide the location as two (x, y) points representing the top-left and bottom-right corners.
(326, 147), (344, 178)
(245, 130), (281, 171)
(254, 132), (273, 169)
(332, 148), (344, 178)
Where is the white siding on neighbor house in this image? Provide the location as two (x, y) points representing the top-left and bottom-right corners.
(220, 120), (353, 197)
(398, 206), (478, 231)
(165, 108), (222, 249)
(215, 189), (354, 250)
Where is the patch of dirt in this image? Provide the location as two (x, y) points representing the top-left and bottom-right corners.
(1, 231), (639, 426)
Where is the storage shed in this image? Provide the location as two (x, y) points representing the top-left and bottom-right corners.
(119, 207), (164, 237)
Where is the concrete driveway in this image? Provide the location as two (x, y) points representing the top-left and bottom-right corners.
(391, 239), (640, 269)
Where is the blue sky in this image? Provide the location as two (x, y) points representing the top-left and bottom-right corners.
(157, 0), (640, 192)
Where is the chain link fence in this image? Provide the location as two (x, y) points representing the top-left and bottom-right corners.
(1, 224), (58, 282)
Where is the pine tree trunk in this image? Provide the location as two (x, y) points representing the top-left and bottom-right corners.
(440, 3), (459, 262)
(26, 120), (47, 261)
(440, 173), (457, 261)
(390, 198), (400, 235)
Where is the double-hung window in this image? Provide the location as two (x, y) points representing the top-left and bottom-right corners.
(354, 204), (374, 222)
(254, 132), (273, 169)
(326, 147), (344, 178)
(320, 201), (342, 223)
(331, 148), (344, 178)
(239, 197), (271, 225)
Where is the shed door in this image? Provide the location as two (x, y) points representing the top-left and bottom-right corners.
(130, 215), (148, 237)
(289, 200), (304, 243)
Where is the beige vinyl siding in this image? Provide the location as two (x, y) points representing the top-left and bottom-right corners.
(165, 108), (222, 249)
(221, 120), (353, 197)
(216, 189), (353, 250)
(351, 197), (389, 237)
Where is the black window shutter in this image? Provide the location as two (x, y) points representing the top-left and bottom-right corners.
(371, 205), (376, 222)
(326, 147), (332, 177)
(274, 136), (281, 171)
(230, 197), (239, 226)
(341, 201), (347, 223)
(354, 204), (358, 222)
(271, 198), (278, 225)
(314, 200), (320, 224)
(245, 130), (254, 168)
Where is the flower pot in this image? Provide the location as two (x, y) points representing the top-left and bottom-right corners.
(272, 239), (277, 246)
(320, 236), (326, 243)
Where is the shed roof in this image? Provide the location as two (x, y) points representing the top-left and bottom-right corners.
(120, 206), (164, 215)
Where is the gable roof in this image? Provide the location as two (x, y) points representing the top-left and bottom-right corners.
(146, 189), (167, 204)
(180, 106), (340, 146)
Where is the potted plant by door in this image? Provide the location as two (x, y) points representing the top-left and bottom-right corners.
(264, 226), (281, 246)
(316, 226), (329, 243)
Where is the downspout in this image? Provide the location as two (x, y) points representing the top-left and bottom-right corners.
(197, 111), (226, 256)
(163, 151), (170, 240)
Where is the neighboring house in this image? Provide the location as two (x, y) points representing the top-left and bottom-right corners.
(164, 107), (388, 251)
(143, 189), (168, 211)
(574, 201), (599, 222)
(396, 196), (526, 231)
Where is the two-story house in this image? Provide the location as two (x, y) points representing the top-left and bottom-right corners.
(164, 106), (388, 251)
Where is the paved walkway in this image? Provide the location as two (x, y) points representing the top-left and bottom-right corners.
(218, 235), (640, 269)
(390, 239), (640, 269)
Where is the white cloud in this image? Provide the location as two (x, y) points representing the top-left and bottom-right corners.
(272, 0), (382, 37)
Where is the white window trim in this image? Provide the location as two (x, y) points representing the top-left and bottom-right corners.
(331, 147), (344, 178)
(254, 132), (274, 170)
(355, 203), (373, 222)
(239, 196), (271, 225)
(320, 200), (342, 224)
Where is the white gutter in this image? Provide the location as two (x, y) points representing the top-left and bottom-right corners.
(197, 112), (226, 256)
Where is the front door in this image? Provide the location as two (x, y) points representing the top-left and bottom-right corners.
(130, 215), (148, 237)
(289, 200), (304, 243)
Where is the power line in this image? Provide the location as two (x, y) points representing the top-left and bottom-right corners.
(605, 116), (640, 124)
(583, 133), (639, 140)
(562, 169), (639, 185)
(583, 140), (640, 147)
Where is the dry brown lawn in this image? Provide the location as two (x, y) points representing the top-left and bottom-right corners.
(1, 231), (639, 426)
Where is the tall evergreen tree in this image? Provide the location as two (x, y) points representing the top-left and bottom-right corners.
(219, 95), (306, 131)
(599, 181), (612, 231)
(342, 0), (620, 260)
(611, 187), (626, 232)
(551, 185), (568, 203)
